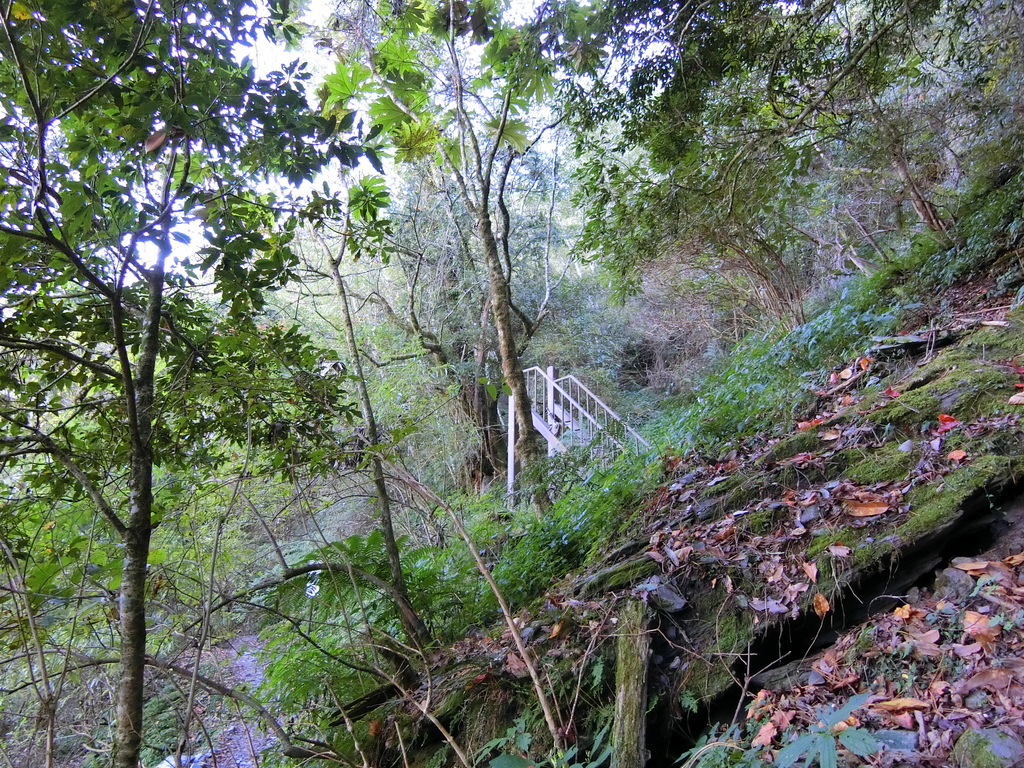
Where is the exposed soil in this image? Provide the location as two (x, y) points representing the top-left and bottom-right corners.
(206, 635), (274, 768)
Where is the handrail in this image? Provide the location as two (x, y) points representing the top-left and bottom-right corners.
(526, 366), (650, 450)
(509, 365), (650, 493)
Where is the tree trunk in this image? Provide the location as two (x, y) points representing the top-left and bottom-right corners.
(612, 599), (650, 768)
(334, 268), (432, 648)
(112, 231), (167, 768)
(477, 210), (550, 509)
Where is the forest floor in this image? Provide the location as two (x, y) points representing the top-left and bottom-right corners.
(208, 635), (274, 768)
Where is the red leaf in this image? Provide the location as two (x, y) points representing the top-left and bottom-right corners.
(937, 413), (960, 433)
(884, 386), (902, 398)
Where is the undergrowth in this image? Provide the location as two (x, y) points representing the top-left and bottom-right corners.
(650, 164), (1024, 456)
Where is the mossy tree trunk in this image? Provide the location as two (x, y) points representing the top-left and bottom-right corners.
(613, 599), (651, 768)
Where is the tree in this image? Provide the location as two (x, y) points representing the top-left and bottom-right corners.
(565, 0), (983, 333)
(0, 1), (362, 765)
(318, 0), (590, 501)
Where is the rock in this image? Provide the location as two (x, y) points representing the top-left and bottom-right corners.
(951, 728), (1024, 768)
(750, 658), (815, 692)
(874, 730), (919, 752)
(650, 583), (688, 612)
(934, 566), (976, 601)
(964, 690), (991, 711)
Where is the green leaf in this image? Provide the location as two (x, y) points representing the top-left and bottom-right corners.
(775, 734), (817, 768)
(147, 549), (167, 565)
(820, 692), (872, 727)
(489, 754), (533, 768)
(816, 734), (837, 768)
(838, 728), (879, 757)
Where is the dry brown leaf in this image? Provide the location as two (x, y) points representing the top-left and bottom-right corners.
(963, 611), (1002, 650)
(822, 428), (842, 441)
(845, 500), (889, 517)
(964, 610), (993, 635)
(751, 722), (777, 748)
(548, 621), (563, 640)
(813, 592), (830, 618)
(872, 697), (930, 712)
(953, 561), (995, 574)
(890, 712), (916, 729)
(1004, 552), (1024, 566)
(947, 449), (968, 462)
(957, 668), (1013, 693)
(839, 367), (855, 380)
(802, 561), (818, 583)
(145, 130), (167, 153)
(504, 652), (528, 677)
(828, 543), (852, 557)
(1009, 392), (1024, 405)
(953, 643), (983, 658)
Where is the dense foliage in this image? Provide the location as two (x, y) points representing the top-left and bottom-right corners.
(1, 0), (1023, 766)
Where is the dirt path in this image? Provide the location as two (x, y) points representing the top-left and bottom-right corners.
(207, 634), (275, 768)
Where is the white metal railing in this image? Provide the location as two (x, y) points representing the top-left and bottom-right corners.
(508, 366), (650, 493)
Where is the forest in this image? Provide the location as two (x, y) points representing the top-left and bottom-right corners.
(1, 0), (1024, 767)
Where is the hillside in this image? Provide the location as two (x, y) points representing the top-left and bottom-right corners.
(258, 200), (1024, 768)
(3, 2), (1024, 767)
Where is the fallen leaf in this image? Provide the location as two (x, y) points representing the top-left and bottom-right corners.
(797, 418), (825, 431)
(751, 721), (777, 748)
(953, 643), (982, 658)
(802, 561), (818, 583)
(548, 621), (564, 640)
(822, 428), (842, 441)
(956, 668), (1013, 693)
(953, 561), (994, 574)
(813, 592), (830, 618)
(963, 611), (1002, 649)
(859, 357), (873, 370)
(897, 439), (914, 452)
(937, 413), (960, 433)
(884, 387), (902, 398)
(871, 697), (929, 712)
(964, 610), (992, 634)
(910, 628), (941, 644)
(845, 500), (889, 517)
(1004, 552), (1024, 566)
(828, 543), (852, 557)
(839, 367), (855, 380)
(504, 652), (528, 677)
(909, 627), (943, 658)
(888, 712), (916, 729)
(947, 449), (968, 462)
(1009, 392), (1024, 405)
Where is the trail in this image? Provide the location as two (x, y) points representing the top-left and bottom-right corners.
(208, 635), (274, 768)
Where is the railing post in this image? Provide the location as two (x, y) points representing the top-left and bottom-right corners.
(507, 392), (516, 496)
(545, 365), (558, 457)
